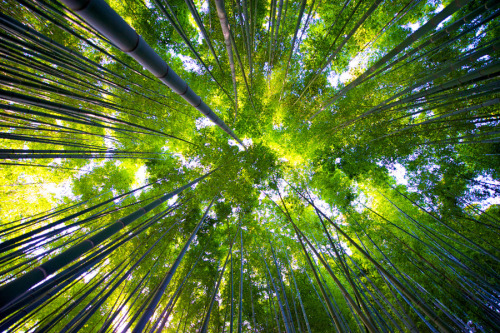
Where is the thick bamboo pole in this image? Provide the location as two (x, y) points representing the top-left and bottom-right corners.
(60, 0), (244, 146)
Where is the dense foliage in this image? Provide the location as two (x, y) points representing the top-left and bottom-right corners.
(0, 0), (499, 332)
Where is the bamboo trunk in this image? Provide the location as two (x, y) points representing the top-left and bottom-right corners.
(60, 0), (244, 146)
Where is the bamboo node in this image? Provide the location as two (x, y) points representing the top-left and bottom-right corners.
(35, 266), (48, 278)
(158, 66), (170, 79)
(124, 33), (140, 53)
(71, 0), (92, 11)
(118, 219), (125, 228)
(180, 83), (189, 96)
(85, 239), (95, 248)
(194, 97), (202, 108)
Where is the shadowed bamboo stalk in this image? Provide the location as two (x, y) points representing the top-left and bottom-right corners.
(183, 0), (223, 72)
(279, 0), (307, 100)
(148, 227), (214, 332)
(269, 240), (296, 333)
(229, 29), (257, 115)
(215, 0), (239, 119)
(283, 246), (311, 333)
(200, 224), (241, 333)
(295, 0), (383, 104)
(238, 226), (244, 333)
(231, 245), (234, 333)
(132, 195), (218, 332)
(260, 247), (291, 333)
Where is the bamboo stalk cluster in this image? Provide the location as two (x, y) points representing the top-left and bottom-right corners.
(0, 0), (498, 332)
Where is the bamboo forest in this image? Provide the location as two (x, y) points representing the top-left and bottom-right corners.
(1, 0), (499, 331)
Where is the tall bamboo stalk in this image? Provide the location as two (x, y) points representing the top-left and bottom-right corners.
(59, 0), (244, 146)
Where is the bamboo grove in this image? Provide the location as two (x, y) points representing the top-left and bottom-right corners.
(0, 0), (498, 331)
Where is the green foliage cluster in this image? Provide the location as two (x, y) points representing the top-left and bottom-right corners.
(0, 0), (499, 332)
